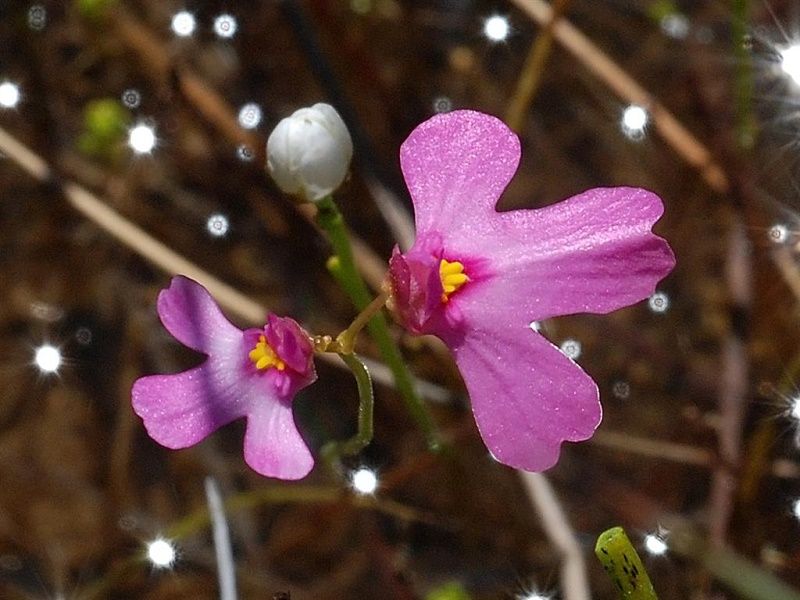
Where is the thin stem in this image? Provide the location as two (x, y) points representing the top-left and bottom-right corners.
(204, 477), (238, 600)
(166, 485), (434, 543)
(505, 0), (572, 132)
(732, 0), (756, 149)
(315, 196), (440, 450)
(336, 290), (389, 354)
(83, 483), (438, 598)
(521, 472), (590, 600)
(322, 353), (375, 464)
(168, 486), (343, 540)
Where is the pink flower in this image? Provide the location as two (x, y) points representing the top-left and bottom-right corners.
(388, 110), (675, 471)
(132, 276), (316, 479)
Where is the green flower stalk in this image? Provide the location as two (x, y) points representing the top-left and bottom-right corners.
(266, 103), (439, 449)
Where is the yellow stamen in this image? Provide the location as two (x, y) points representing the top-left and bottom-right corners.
(439, 259), (469, 302)
(248, 334), (286, 371)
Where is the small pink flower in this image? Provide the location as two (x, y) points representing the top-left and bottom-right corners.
(132, 276), (316, 479)
(388, 110), (675, 471)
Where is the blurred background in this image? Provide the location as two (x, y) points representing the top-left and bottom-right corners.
(1, 0), (799, 598)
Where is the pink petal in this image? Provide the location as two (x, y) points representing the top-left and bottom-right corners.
(441, 323), (601, 472)
(157, 276), (243, 355)
(447, 187), (675, 321)
(400, 110), (520, 240)
(132, 366), (244, 449)
(244, 400), (314, 479)
(132, 318), (270, 452)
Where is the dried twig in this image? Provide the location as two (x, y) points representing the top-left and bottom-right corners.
(505, 0), (572, 131)
(591, 430), (714, 466)
(508, 0), (730, 193)
(708, 221), (751, 547)
(519, 472), (590, 600)
(772, 246), (800, 300)
(0, 124), (450, 402)
(592, 429), (799, 478)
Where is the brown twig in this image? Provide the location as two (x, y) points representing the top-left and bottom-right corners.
(0, 124), (450, 402)
(508, 0), (730, 193)
(707, 220), (751, 548)
(591, 429), (799, 479)
(505, 0), (572, 132)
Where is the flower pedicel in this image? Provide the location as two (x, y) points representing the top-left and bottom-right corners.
(387, 110), (675, 471)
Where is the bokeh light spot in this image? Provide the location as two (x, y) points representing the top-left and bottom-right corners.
(484, 15), (510, 42)
(128, 123), (157, 154)
(351, 468), (378, 495)
(206, 213), (230, 237)
(560, 338), (582, 360)
(781, 45), (800, 86)
(171, 10), (196, 37)
(0, 81), (21, 109)
(34, 344), (61, 374)
(214, 14), (238, 38)
(147, 538), (176, 568)
(621, 104), (648, 139)
(238, 102), (262, 129)
(644, 533), (668, 555)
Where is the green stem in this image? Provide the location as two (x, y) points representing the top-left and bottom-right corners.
(315, 196), (439, 450)
(595, 527), (658, 600)
(733, 0), (756, 149)
(322, 353), (375, 464)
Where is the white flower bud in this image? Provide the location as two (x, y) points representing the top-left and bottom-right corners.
(266, 103), (353, 202)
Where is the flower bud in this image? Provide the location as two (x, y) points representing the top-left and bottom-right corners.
(266, 103), (353, 203)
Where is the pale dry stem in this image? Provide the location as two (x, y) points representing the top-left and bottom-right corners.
(509, 0), (730, 193)
(519, 472), (590, 600)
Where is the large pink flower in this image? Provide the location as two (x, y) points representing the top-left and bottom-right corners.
(132, 276), (316, 480)
(388, 110), (675, 471)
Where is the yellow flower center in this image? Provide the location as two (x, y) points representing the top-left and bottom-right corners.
(248, 335), (286, 371)
(439, 259), (469, 302)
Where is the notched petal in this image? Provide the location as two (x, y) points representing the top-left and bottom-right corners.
(244, 401), (314, 479)
(444, 324), (601, 472)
